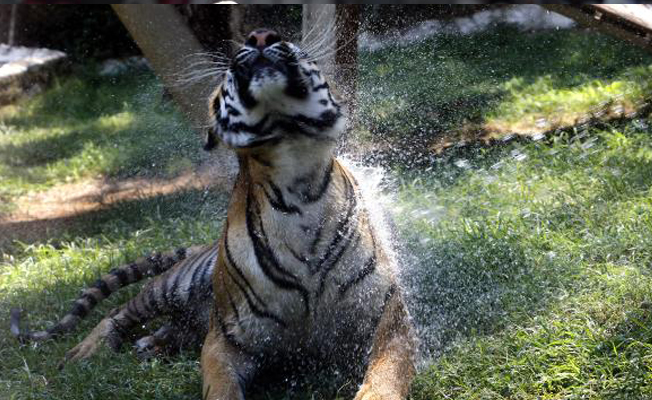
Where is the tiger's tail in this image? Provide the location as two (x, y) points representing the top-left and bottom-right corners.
(10, 247), (190, 342)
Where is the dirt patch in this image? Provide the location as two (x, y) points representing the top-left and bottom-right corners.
(0, 154), (237, 253)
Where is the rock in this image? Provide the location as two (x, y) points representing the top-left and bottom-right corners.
(98, 56), (150, 77)
(0, 44), (67, 105)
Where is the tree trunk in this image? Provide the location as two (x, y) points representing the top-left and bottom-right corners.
(112, 4), (211, 130)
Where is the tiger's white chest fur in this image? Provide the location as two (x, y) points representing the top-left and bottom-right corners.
(217, 146), (394, 358)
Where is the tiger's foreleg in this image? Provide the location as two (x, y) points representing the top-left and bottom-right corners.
(354, 289), (417, 400)
(201, 323), (255, 400)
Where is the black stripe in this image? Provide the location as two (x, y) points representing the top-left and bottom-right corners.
(248, 193), (301, 281)
(225, 287), (241, 323)
(110, 268), (129, 286)
(70, 302), (89, 318)
(176, 249), (209, 302)
(261, 181), (302, 215)
(131, 294), (149, 319)
(235, 73), (258, 109)
(317, 173), (359, 295)
(186, 254), (208, 301)
(213, 94), (222, 116)
(313, 82), (329, 91)
(294, 110), (340, 130)
(317, 171), (357, 270)
(225, 104), (242, 117)
(148, 254), (164, 275)
(145, 286), (160, 314)
(159, 272), (171, 312)
(80, 292), (98, 308)
(221, 115), (270, 136)
(166, 270), (183, 311)
(222, 87), (233, 100)
(225, 263), (287, 327)
(288, 160), (333, 204)
(129, 263), (143, 281)
(224, 226), (267, 307)
(126, 301), (140, 321)
(245, 193), (311, 316)
(318, 232), (361, 297)
(198, 254), (216, 295)
(300, 67), (321, 77)
(175, 247), (188, 260)
(140, 291), (155, 317)
(338, 255), (377, 298)
(94, 279), (112, 297)
(285, 61), (309, 99)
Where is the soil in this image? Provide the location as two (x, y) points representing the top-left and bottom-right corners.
(0, 156), (237, 254)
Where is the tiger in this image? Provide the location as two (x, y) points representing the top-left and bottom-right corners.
(12, 28), (417, 400)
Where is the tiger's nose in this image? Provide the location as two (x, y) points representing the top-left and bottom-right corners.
(246, 29), (282, 49)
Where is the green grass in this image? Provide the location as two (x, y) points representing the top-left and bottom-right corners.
(0, 67), (207, 206)
(0, 189), (228, 399)
(1, 24), (652, 400)
(399, 120), (652, 399)
(358, 25), (652, 147)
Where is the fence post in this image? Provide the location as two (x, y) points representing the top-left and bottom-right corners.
(302, 4), (360, 131)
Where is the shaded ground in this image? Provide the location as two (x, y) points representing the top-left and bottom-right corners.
(0, 157), (234, 253)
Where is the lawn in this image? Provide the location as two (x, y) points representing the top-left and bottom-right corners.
(2, 24), (652, 399)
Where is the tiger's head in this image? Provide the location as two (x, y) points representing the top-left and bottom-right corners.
(204, 29), (345, 153)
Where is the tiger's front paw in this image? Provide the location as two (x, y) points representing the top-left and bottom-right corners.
(354, 383), (401, 400)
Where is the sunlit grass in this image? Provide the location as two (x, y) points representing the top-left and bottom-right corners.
(0, 69), (205, 205)
(486, 66), (652, 135)
(398, 118), (652, 399)
(359, 25), (652, 147)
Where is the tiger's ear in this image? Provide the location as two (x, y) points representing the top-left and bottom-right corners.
(204, 126), (219, 151)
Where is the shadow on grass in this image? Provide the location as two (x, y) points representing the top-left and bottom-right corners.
(0, 186), (228, 255)
(0, 68), (204, 196)
(0, 129), (90, 168)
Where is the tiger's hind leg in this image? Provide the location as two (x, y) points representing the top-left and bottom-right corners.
(134, 322), (178, 360)
(63, 308), (125, 363)
(134, 320), (204, 360)
(354, 289), (417, 400)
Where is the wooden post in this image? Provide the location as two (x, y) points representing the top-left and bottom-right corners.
(302, 4), (360, 129)
(302, 4), (337, 79)
(542, 4), (652, 53)
(335, 5), (361, 112)
(112, 5), (211, 130)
